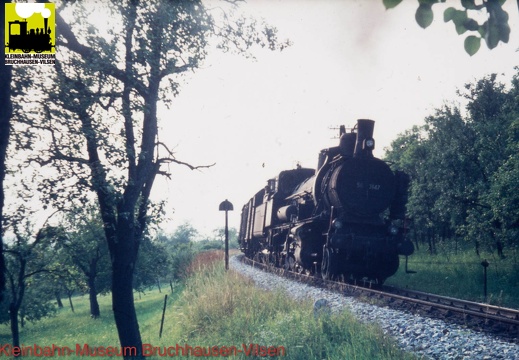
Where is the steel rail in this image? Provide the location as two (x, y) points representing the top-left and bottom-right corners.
(382, 285), (519, 323)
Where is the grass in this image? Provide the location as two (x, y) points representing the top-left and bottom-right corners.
(0, 286), (183, 358)
(173, 251), (414, 359)
(385, 243), (519, 308)
(1, 250), (416, 359)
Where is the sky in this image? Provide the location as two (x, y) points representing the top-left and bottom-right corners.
(150, 0), (519, 237)
(7, 0), (514, 238)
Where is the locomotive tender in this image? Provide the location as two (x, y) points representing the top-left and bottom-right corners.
(238, 119), (414, 284)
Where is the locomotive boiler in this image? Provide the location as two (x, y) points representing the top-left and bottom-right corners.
(238, 119), (414, 284)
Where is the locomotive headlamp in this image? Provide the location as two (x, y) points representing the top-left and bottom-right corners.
(364, 138), (375, 149)
(332, 218), (343, 229)
(389, 225), (398, 235)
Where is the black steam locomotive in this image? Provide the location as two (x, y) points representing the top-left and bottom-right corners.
(238, 119), (414, 284)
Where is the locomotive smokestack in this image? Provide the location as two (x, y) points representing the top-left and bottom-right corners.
(354, 119), (375, 157)
(44, 18), (48, 34)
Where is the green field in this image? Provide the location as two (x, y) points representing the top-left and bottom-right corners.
(386, 245), (519, 309)
(0, 285), (184, 358)
(1, 251), (414, 359)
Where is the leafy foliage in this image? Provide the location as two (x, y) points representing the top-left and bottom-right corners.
(384, 0), (511, 55)
(156, 225), (197, 283)
(55, 206), (112, 318)
(385, 71), (519, 256)
(1, 212), (59, 346)
(133, 236), (171, 292)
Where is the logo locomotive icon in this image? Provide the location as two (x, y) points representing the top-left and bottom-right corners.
(4, 3), (55, 55)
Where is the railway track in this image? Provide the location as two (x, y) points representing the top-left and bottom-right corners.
(238, 254), (519, 343)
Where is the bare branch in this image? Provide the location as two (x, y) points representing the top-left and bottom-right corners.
(157, 157), (215, 171)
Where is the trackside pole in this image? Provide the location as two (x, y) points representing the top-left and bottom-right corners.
(481, 259), (489, 302)
(159, 294), (167, 338)
(219, 199), (234, 270)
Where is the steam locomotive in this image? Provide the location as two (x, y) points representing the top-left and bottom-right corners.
(238, 119), (414, 284)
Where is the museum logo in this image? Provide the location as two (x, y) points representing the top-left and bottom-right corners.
(4, 3), (55, 65)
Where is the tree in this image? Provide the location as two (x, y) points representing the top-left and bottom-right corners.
(17, 274), (56, 328)
(455, 74), (517, 253)
(56, 207), (112, 318)
(486, 74), (519, 250)
(0, 0), (14, 303)
(385, 72), (519, 256)
(134, 236), (170, 293)
(57, 269), (83, 313)
(43, 264), (83, 313)
(386, 125), (439, 252)
(383, 0), (512, 55)
(157, 226), (197, 284)
(9, 1), (287, 357)
(171, 222), (200, 245)
(2, 215), (57, 347)
(194, 227), (239, 251)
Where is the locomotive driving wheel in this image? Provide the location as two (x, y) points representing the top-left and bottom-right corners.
(321, 246), (336, 280)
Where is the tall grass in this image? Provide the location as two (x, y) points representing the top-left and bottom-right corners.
(386, 244), (519, 308)
(1, 250), (415, 359)
(174, 251), (414, 359)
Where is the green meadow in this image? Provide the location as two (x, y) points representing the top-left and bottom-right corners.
(1, 251), (414, 359)
(386, 245), (519, 309)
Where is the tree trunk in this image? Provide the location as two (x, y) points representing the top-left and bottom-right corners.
(427, 229), (434, 255)
(0, 0), (13, 303)
(112, 252), (143, 359)
(104, 208), (142, 359)
(9, 303), (20, 348)
(88, 275), (100, 318)
(55, 292), (64, 308)
(68, 293), (75, 313)
(496, 240), (505, 259)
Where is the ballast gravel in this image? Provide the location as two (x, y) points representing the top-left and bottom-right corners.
(230, 256), (519, 360)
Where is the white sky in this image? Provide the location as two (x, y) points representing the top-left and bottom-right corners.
(153, 0), (519, 237)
